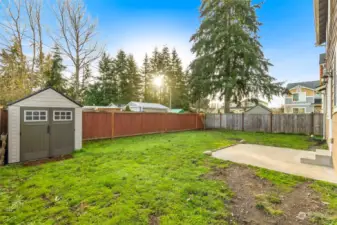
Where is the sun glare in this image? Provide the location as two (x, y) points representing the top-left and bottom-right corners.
(153, 76), (163, 87)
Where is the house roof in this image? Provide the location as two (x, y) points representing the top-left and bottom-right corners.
(245, 104), (272, 113)
(286, 80), (320, 90)
(314, 0), (328, 45)
(128, 101), (169, 109)
(8, 87), (82, 107)
(319, 53), (326, 64)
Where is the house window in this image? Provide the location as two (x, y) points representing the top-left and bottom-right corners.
(53, 111), (72, 121)
(293, 92), (306, 102)
(293, 108), (305, 114)
(24, 110), (48, 122)
(293, 93), (299, 102)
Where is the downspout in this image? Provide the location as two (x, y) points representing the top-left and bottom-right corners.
(327, 75), (333, 153)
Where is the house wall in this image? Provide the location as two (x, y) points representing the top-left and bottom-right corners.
(284, 105), (314, 114)
(327, 0), (337, 172)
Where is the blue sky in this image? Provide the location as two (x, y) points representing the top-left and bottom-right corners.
(51, 0), (323, 106)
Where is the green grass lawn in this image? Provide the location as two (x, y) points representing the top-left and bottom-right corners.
(0, 131), (335, 224)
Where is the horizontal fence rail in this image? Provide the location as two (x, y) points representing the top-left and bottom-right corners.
(83, 112), (204, 140)
(205, 113), (324, 136)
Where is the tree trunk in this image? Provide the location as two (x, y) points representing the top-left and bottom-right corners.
(224, 93), (231, 113)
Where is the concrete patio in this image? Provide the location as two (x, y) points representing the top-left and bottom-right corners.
(212, 144), (337, 184)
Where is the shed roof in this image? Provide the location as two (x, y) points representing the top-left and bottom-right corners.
(128, 101), (169, 109)
(8, 87), (82, 107)
(245, 104), (272, 113)
(286, 80), (320, 90)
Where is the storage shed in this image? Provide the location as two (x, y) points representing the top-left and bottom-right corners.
(7, 87), (82, 163)
(244, 104), (272, 115)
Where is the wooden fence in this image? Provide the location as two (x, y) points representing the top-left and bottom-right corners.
(205, 113), (324, 135)
(83, 112), (204, 140)
(0, 110), (8, 134)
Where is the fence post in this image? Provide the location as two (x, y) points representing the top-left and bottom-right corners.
(195, 113), (198, 129)
(111, 112), (115, 138)
(242, 113), (244, 131)
(270, 113), (273, 133)
(311, 112), (314, 135)
(220, 113), (222, 128)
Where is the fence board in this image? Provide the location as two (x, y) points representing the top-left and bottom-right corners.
(0, 110), (8, 134)
(206, 113), (323, 135)
(82, 112), (112, 140)
(83, 112), (204, 140)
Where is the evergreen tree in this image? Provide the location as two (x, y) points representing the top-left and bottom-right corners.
(142, 54), (152, 102)
(160, 46), (171, 106)
(0, 41), (30, 105)
(115, 50), (132, 104)
(97, 52), (118, 105)
(83, 82), (104, 106)
(170, 49), (188, 109)
(149, 47), (162, 102)
(127, 54), (142, 101)
(190, 0), (284, 112)
(44, 45), (66, 92)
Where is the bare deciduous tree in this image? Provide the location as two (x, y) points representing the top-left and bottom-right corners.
(52, 0), (102, 100)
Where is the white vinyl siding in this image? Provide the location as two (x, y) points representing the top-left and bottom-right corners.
(11, 89), (79, 108)
(8, 106), (20, 163)
(75, 108), (82, 150)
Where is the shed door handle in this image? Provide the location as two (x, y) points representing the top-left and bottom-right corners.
(47, 125), (50, 134)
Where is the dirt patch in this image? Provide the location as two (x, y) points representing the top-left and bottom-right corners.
(149, 214), (160, 225)
(23, 155), (73, 166)
(207, 164), (326, 225)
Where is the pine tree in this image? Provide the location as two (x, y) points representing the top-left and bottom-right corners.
(127, 54), (142, 101)
(0, 42), (31, 105)
(190, 0), (284, 112)
(97, 52), (119, 105)
(115, 50), (132, 104)
(149, 47), (162, 102)
(160, 46), (171, 106)
(44, 45), (66, 92)
(142, 54), (152, 102)
(170, 49), (188, 109)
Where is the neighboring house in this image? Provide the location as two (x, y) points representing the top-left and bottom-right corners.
(125, 101), (169, 113)
(284, 81), (322, 114)
(244, 104), (272, 115)
(314, 0), (336, 169)
(83, 103), (122, 113)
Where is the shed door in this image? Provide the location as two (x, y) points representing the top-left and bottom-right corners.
(20, 108), (50, 161)
(50, 109), (74, 157)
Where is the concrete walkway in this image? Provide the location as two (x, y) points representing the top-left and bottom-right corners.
(212, 144), (337, 184)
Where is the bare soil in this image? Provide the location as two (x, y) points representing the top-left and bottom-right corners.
(23, 155), (73, 166)
(206, 164), (326, 225)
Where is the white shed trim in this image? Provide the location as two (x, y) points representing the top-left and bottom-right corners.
(8, 106), (20, 163)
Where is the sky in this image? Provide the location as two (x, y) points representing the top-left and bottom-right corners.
(7, 0), (321, 107)
(82, 0), (324, 107)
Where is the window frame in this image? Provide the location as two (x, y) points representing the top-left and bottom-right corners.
(24, 110), (48, 122)
(53, 110), (73, 121)
(292, 107), (306, 114)
(292, 92), (306, 102)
